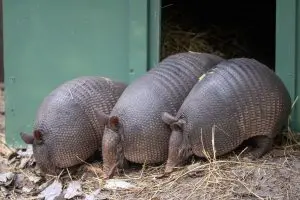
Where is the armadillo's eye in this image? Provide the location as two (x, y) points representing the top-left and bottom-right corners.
(109, 116), (120, 132)
(171, 123), (182, 132)
(33, 130), (44, 145)
(112, 125), (120, 132)
(110, 122), (122, 133)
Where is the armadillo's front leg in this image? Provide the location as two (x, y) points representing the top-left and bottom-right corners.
(246, 135), (274, 159)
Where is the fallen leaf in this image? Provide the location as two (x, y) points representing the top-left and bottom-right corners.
(22, 186), (34, 193)
(19, 157), (31, 169)
(64, 181), (83, 199)
(28, 174), (42, 184)
(0, 145), (13, 157)
(14, 173), (25, 188)
(30, 180), (54, 196)
(0, 172), (13, 182)
(0, 159), (8, 172)
(0, 186), (9, 197)
(7, 157), (17, 165)
(0, 172), (15, 186)
(52, 194), (65, 200)
(0, 134), (14, 156)
(104, 179), (136, 190)
(19, 177), (37, 194)
(17, 146), (33, 157)
(84, 189), (100, 200)
(38, 180), (62, 200)
(7, 151), (18, 161)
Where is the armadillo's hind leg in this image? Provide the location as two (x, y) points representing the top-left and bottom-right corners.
(246, 135), (274, 159)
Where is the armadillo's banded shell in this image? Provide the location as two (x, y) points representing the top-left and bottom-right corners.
(109, 52), (224, 164)
(178, 58), (291, 158)
(34, 76), (126, 168)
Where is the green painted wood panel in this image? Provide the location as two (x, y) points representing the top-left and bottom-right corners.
(276, 0), (299, 131)
(3, 0), (161, 148)
(148, 0), (161, 70)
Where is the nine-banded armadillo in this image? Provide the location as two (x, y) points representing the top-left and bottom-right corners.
(162, 58), (291, 174)
(96, 52), (224, 179)
(20, 76), (127, 175)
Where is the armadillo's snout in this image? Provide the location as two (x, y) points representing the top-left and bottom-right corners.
(102, 127), (122, 179)
(164, 128), (190, 174)
(103, 163), (118, 179)
(31, 143), (58, 176)
(34, 156), (61, 175)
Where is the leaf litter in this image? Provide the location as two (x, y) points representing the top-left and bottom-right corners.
(4, 129), (300, 200)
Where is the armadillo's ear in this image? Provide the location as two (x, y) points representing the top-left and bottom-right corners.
(95, 110), (109, 126)
(33, 130), (42, 140)
(20, 132), (34, 144)
(162, 112), (177, 125)
(109, 116), (120, 130)
(33, 130), (44, 145)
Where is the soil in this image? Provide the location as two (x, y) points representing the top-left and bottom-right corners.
(0, 85), (300, 200)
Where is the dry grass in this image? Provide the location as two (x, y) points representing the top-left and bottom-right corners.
(69, 149), (300, 200)
(160, 20), (250, 60)
(76, 128), (299, 200)
(160, 3), (251, 61)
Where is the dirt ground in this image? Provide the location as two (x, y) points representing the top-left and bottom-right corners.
(1, 85), (300, 200)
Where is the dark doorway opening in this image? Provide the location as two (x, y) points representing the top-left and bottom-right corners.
(160, 0), (276, 70)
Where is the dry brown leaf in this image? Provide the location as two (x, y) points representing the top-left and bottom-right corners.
(0, 172), (15, 186)
(64, 180), (83, 199)
(38, 180), (62, 200)
(84, 189), (101, 200)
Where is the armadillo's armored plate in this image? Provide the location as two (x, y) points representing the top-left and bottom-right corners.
(177, 58), (291, 157)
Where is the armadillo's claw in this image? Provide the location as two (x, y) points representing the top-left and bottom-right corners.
(155, 172), (170, 179)
(154, 165), (176, 179)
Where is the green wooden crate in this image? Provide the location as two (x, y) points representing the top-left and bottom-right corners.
(3, 0), (161, 148)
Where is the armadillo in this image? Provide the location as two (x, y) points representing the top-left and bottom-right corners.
(161, 58), (292, 174)
(20, 76), (127, 175)
(96, 52), (224, 179)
